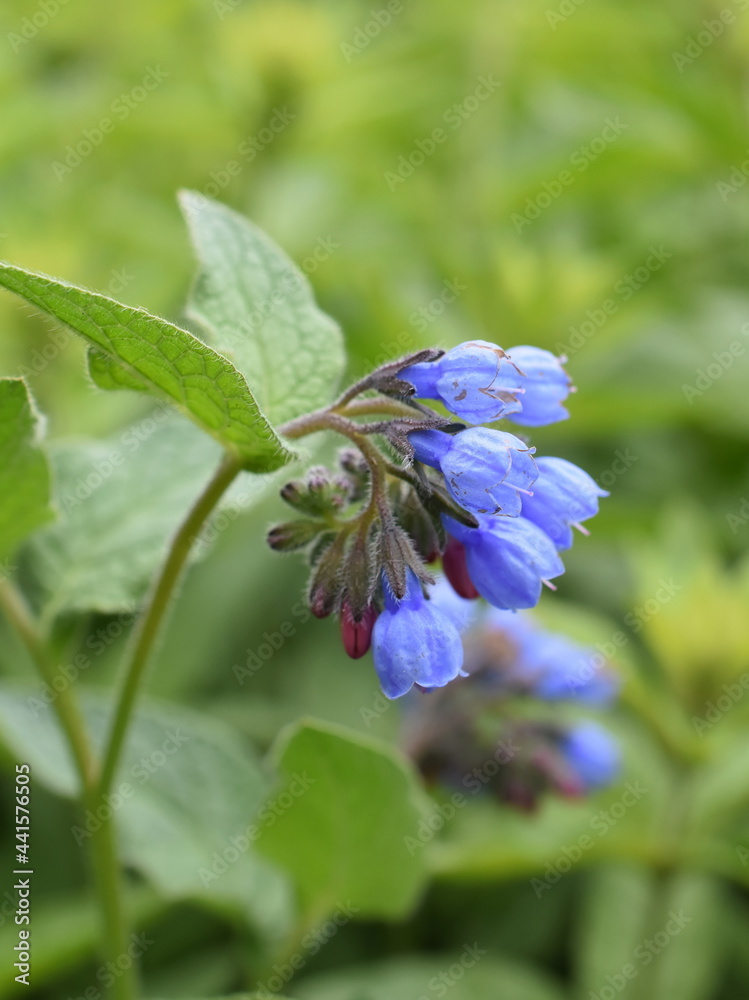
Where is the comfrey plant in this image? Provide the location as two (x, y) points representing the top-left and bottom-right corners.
(402, 590), (621, 809)
(0, 193), (607, 1000)
(269, 339), (607, 699)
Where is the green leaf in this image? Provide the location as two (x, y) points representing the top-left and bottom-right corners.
(649, 873), (728, 1000)
(179, 191), (346, 424)
(0, 261), (293, 473)
(23, 416), (277, 618)
(259, 719), (428, 921)
(0, 378), (53, 564)
(573, 864), (656, 1000)
(0, 888), (163, 998)
(293, 954), (565, 1000)
(0, 686), (293, 940)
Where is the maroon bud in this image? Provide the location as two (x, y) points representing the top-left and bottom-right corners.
(441, 536), (479, 599)
(340, 601), (378, 659)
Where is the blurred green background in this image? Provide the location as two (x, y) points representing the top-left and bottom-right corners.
(2, 0), (749, 998)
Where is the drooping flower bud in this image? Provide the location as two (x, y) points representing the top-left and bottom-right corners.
(520, 456), (608, 550)
(503, 346), (572, 427)
(266, 520), (325, 552)
(280, 466), (352, 518)
(441, 536), (479, 599)
(307, 532), (347, 619)
(340, 600), (378, 659)
(443, 514), (564, 610)
(409, 427), (537, 517)
(372, 569), (465, 698)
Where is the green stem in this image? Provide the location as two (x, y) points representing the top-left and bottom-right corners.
(85, 788), (135, 1000)
(97, 451), (242, 798)
(0, 578), (96, 788)
(0, 581), (136, 996)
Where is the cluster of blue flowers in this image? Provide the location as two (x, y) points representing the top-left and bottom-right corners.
(404, 589), (621, 803)
(371, 340), (607, 700)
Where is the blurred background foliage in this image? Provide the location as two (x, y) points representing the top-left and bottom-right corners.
(2, 0), (749, 998)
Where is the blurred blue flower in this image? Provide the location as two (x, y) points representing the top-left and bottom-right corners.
(443, 514), (564, 609)
(521, 456), (608, 550)
(503, 345), (572, 427)
(511, 630), (619, 706)
(409, 427), (537, 516)
(372, 569), (465, 699)
(401, 339), (525, 424)
(561, 722), (621, 790)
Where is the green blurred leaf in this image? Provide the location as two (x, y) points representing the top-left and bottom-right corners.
(0, 261), (293, 473)
(0, 686), (293, 940)
(573, 864), (655, 1000)
(23, 417), (275, 618)
(648, 873), (728, 1000)
(293, 954), (565, 1000)
(180, 191), (345, 425)
(259, 719), (428, 921)
(0, 377), (53, 563)
(0, 888), (164, 998)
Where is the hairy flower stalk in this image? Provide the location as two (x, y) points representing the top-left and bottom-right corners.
(273, 341), (605, 700)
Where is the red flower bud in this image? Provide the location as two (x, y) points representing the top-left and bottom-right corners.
(340, 601), (378, 659)
(441, 536), (479, 599)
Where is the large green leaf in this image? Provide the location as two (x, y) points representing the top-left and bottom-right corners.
(23, 416), (276, 619)
(0, 378), (53, 564)
(647, 873), (728, 1000)
(293, 954), (565, 1000)
(0, 261), (293, 473)
(180, 191), (345, 424)
(259, 719), (428, 921)
(573, 864), (656, 1000)
(0, 686), (293, 940)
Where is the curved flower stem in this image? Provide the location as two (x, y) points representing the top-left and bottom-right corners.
(0, 578), (96, 788)
(339, 398), (420, 420)
(97, 451), (242, 799)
